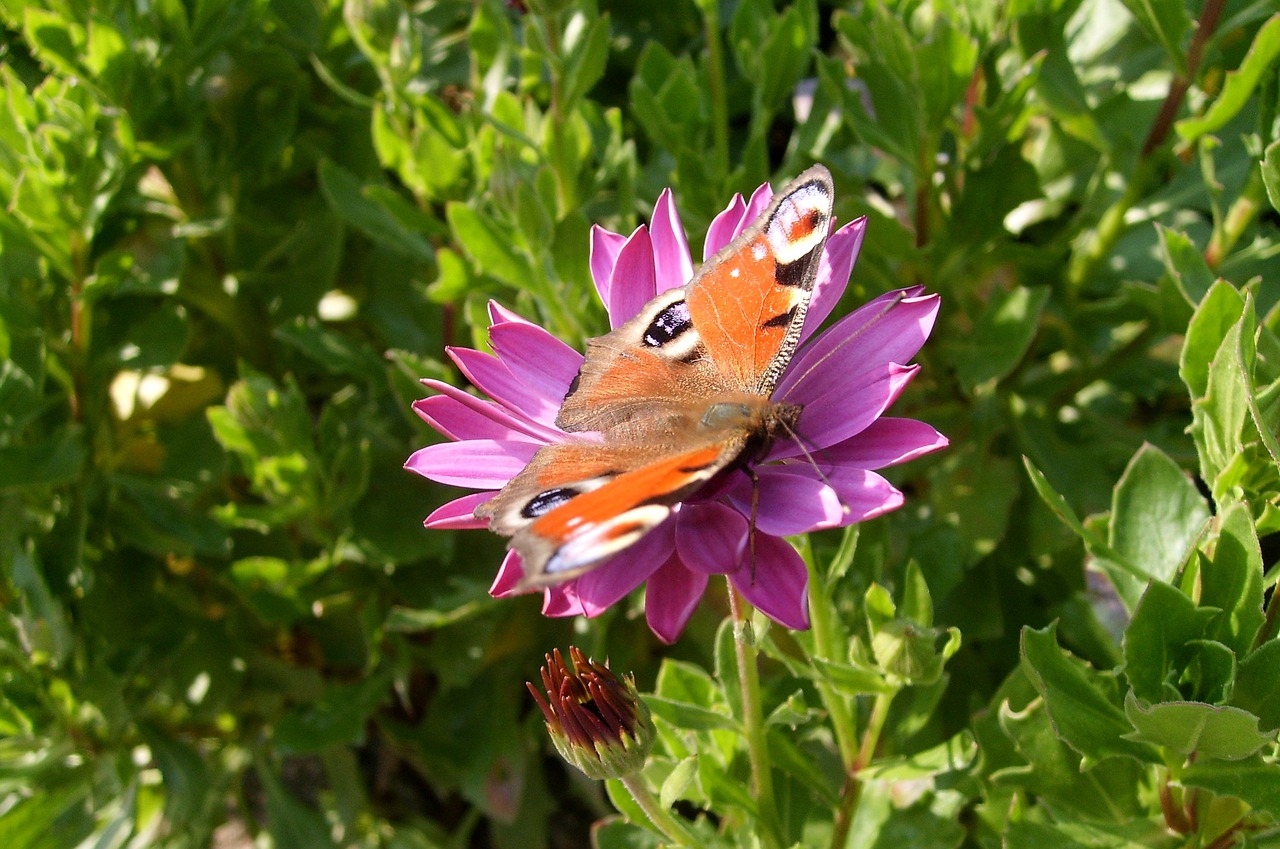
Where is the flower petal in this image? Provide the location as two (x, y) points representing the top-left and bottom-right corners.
(488, 300), (537, 327)
(590, 225), (628, 303)
(676, 503), (748, 574)
(704, 193), (747, 260)
(606, 226), (657, 328)
(730, 533), (809, 630)
(571, 521), (675, 615)
(416, 379), (562, 444)
(491, 550), (527, 598)
(645, 555), (709, 644)
(741, 182), (774, 234)
(424, 491), (496, 529)
(821, 418), (948, 469)
(777, 363), (919, 455)
(488, 321), (583, 403)
(777, 288), (937, 402)
(800, 217), (866, 341)
(448, 347), (562, 425)
(650, 188), (695, 293)
(725, 465), (904, 536)
(404, 439), (538, 488)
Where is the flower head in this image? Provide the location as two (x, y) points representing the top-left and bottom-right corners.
(406, 176), (945, 641)
(527, 647), (654, 780)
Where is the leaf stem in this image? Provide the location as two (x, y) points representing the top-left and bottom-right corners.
(727, 582), (783, 849)
(804, 554), (859, 766)
(830, 690), (896, 849)
(619, 773), (707, 849)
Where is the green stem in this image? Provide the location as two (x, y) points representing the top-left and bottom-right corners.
(804, 554), (859, 767)
(728, 582), (783, 849)
(1206, 166), (1266, 269)
(830, 691), (896, 849)
(701, 0), (730, 180)
(619, 774), (707, 849)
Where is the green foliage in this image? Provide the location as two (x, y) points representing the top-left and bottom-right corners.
(2, 0), (1279, 847)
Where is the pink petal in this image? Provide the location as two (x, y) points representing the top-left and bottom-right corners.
(704, 193), (747, 260)
(488, 301), (537, 327)
(606, 226), (657, 328)
(542, 582), (584, 615)
(590, 226), (628, 303)
(821, 418), (948, 469)
(491, 551), (527, 598)
(676, 503), (748, 574)
(776, 288), (937, 402)
(724, 466), (904, 536)
(650, 188), (695, 293)
(730, 533), (809, 631)
(740, 183), (774, 234)
(424, 491), (496, 529)
(416, 380), (562, 444)
(800, 217), (866, 342)
(448, 347), (561, 425)
(645, 555), (709, 643)
(404, 439), (538, 488)
(776, 364), (919, 455)
(571, 521), (675, 614)
(488, 321), (583, 403)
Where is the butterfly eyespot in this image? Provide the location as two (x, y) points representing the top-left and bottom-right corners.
(521, 486), (581, 518)
(642, 300), (692, 348)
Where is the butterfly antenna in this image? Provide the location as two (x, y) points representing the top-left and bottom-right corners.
(778, 292), (907, 406)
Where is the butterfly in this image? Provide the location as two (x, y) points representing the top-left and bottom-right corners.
(475, 166), (835, 589)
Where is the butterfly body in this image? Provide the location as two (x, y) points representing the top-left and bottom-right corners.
(475, 166), (835, 589)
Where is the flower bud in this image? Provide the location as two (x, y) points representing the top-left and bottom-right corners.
(527, 647), (655, 780)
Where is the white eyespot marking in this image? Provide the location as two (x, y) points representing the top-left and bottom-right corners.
(768, 182), (831, 265)
(545, 504), (671, 574)
(752, 242), (767, 262)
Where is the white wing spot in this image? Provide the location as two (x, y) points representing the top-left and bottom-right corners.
(752, 243), (767, 262)
(730, 267), (740, 278)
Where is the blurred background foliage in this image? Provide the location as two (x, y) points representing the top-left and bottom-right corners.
(1, 0), (1278, 846)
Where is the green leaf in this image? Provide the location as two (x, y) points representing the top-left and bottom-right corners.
(1232, 639), (1280, 732)
(1124, 693), (1271, 760)
(645, 695), (738, 732)
(1109, 443), (1210, 596)
(275, 672), (391, 754)
(258, 762), (338, 849)
(1021, 623), (1161, 766)
(1202, 503), (1265, 655)
(445, 201), (539, 291)
(857, 730), (977, 781)
(1176, 14), (1280, 144)
(953, 286), (1049, 393)
(1264, 140), (1280, 213)
(658, 757), (696, 810)
(1182, 756), (1280, 816)
(810, 657), (896, 696)
(1157, 225), (1216, 306)
(1118, 0), (1191, 73)
(1123, 580), (1214, 703)
(140, 723), (212, 826)
(1006, 819), (1173, 849)
(318, 160), (435, 263)
(0, 427), (85, 490)
(1181, 280), (1247, 399)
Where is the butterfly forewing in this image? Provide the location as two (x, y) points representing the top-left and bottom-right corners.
(687, 166), (834, 394)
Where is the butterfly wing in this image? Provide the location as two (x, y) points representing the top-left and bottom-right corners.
(557, 165), (834, 433)
(476, 432), (742, 588)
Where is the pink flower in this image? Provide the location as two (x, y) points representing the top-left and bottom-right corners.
(406, 179), (945, 642)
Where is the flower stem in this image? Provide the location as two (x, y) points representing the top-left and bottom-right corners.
(619, 774), (706, 849)
(803, 553), (859, 767)
(727, 582), (783, 849)
(830, 691), (895, 849)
